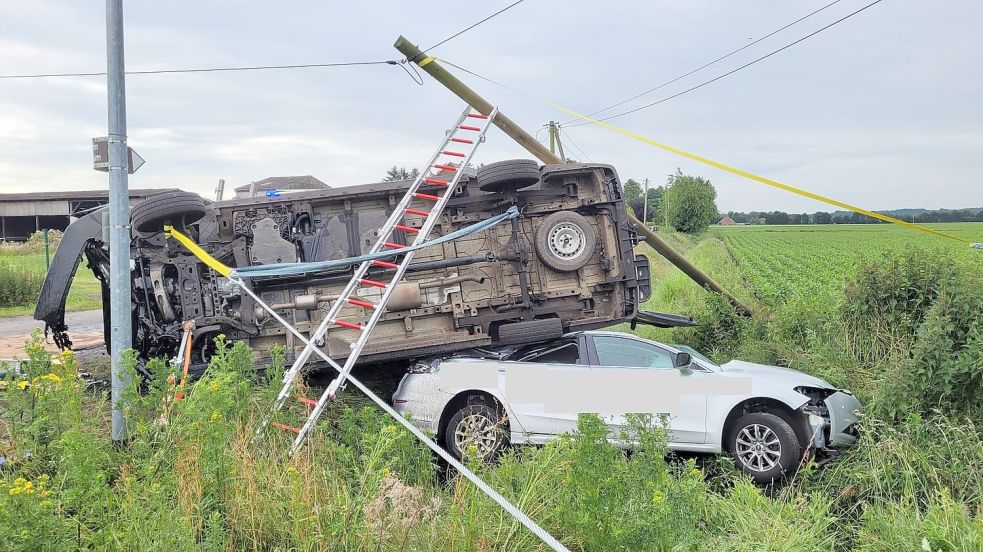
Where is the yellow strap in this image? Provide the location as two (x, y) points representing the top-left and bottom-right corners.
(540, 102), (970, 245)
(417, 56), (435, 68)
(163, 225), (232, 277)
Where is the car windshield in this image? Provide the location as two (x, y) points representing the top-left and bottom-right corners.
(671, 344), (717, 367)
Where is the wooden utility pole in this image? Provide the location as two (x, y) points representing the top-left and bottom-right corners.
(394, 36), (752, 317)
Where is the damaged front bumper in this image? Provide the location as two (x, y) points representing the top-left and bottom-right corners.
(801, 390), (862, 452)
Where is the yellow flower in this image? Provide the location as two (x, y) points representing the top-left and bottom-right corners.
(652, 490), (665, 507)
(16, 380), (30, 390)
(208, 381), (220, 393)
(382, 467), (392, 478)
(382, 424), (399, 436)
(209, 411), (222, 422)
(286, 466), (297, 474)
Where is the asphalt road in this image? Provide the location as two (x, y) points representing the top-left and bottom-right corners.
(0, 309), (105, 359)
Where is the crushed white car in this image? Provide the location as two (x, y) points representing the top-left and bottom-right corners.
(393, 331), (861, 483)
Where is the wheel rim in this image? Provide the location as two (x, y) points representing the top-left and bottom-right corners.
(548, 222), (586, 260)
(454, 413), (499, 458)
(735, 423), (782, 472)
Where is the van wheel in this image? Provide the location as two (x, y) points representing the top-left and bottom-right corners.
(131, 190), (207, 234)
(476, 159), (540, 192)
(496, 318), (563, 345)
(445, 403), (509, 461)
(534, 210), (597, 272)
(728, 412), (801, 484)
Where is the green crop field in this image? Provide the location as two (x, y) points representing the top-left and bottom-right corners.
(712, 223), (983, 306)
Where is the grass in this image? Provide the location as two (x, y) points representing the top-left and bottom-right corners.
(2, 222), (982, 550)
(0, 252), (101, 318)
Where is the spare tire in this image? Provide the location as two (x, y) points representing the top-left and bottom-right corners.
(534, 210), (597, 272)
(130, 190), (207, 234)
(476, 159), (540, 192)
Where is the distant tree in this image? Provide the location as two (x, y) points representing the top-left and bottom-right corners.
(383, 166), (420, 182)
(800, 213), (811, 224)
(661, 170), (718, 233)
(813, 211), (833, 224)
(645, 186), (664, 223)
(765, 211), (790, 225)
(623, 178), (643, 216)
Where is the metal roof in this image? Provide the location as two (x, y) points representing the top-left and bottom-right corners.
(0, 188), (177, 202)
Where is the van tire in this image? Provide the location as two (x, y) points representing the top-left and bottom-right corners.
(131, 191), (207, 234)
(476, 159), (540, 192)
(496, 318), (563, 345)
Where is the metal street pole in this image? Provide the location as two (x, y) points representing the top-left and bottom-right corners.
(106, 0), (131, 441)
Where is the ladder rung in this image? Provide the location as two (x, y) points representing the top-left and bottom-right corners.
(467, 113), (489, 119)
(394, 224), (419, 233)
(450, 137), (474, 144)
(414, 192), (440, 202)
(458, 125), (481, 131)
(383, 241), (405, 249)
(359, 278), (387, 288)
(332, 319), (362, 331)
(271, 422), (300, 433)
(298, 396), (317, 407)
(423, 177), (449, 186)
(371, 260), (398, 269)
(347, 298), (377, 309)
(433, 164), (457, 172)
(405, 208), (429, 217)
(442, 150), (466, 157)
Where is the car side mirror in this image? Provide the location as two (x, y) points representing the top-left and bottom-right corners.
(674, 352), (692, 369)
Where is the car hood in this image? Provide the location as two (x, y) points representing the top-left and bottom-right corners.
(719, 359), (833, 389)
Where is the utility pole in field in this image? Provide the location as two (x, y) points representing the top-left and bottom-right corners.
(642, 177), (649, 224)
(547, 121), (565, 160)
(106, 0), (131, 441)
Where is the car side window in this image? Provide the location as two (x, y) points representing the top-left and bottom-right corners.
(518, 341), (580, 364)
(592, 336), (674, 369)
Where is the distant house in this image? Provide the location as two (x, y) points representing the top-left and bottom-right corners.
(717, 216), (736, 226)
(234, 175), (330, 198)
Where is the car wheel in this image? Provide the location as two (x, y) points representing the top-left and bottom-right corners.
(534, 210), (597, 272)
(728, 412), (801, 484)
(496, 318), (563, 345)
(131, 190), (207, 234)
(444, 403), (509, 462)
(476, 159), (540, 192)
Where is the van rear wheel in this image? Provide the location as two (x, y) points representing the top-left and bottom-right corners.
(131, 190), (207, 234)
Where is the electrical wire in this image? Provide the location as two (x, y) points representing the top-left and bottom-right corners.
(411, 0), (529, 61)
(559, 126), (591, 162)
(560, 0), (844, 125)
(0, 60), (402, 80)
(566, 0), (885, 127)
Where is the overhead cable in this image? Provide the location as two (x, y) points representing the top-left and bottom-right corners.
(566, 0), (886, 127)
(560, 0), (845, 125)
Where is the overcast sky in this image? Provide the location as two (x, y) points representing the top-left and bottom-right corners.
(1, 0), (980, 213)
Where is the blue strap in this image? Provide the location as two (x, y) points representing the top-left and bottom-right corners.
(232, 206), (519, 278)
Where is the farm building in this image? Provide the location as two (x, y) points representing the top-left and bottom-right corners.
(0, 189), (176, 241)
(717, 216), (737, 226)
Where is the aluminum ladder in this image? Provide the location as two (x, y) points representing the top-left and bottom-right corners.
(261, 105), (499, 454)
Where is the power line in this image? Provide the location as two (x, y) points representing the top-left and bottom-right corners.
(567, 0), (885, 127)
(0, 59), (401, 80)
(413, 0), (529, 60)
(558, 126), (591, 162)
(560, 0), (845, 125)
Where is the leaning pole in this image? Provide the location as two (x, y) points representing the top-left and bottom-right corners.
(393, 36), (752, 316)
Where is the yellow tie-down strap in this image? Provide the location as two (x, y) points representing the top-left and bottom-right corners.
(163, 225), (232, 277)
